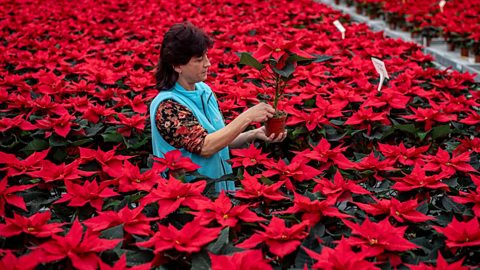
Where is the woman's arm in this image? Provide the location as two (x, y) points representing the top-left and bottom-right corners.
(199, 103), (274, 157)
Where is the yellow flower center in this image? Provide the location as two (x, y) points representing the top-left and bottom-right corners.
(135, 179), (141, 183)
(395, 211), (401, 216)
(369, 238), (378, 245)
(281, 234), (287, 240)
(27, 227), (35, 232)
(275, 48), (282, 52)
(223, 214), (229, 219)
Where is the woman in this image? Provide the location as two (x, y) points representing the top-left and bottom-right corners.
(150, 22), (286, 191)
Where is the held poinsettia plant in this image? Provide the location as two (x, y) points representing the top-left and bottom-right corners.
(237, 40), (331, 136)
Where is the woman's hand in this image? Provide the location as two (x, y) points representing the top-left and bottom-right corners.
(241, 103), (275, 123)
(253, 126), (287, 143)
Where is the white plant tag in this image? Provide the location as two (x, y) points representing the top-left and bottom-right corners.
(333, 20), (346, 39)
(371, 57), (389, 91)
(439, 0), (446, 12)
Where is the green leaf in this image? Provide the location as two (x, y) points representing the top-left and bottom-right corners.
(102, 131), (123, 143)
(208, 227), (230, 254)
(417, 131), (429, 141)
(311, 54), (333, 63)
(191, 250), (210, 270)
(125, 249), (154, 267)
(21, 138), (49, 153)
(238, 52), (264, 70)
(431, 124), (451, 140)
(272, 61), (295, 78)
(100, 224), (124, 240)
(394, 123), (417, 134)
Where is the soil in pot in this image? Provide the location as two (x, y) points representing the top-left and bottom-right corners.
(265, 111), (287, 137)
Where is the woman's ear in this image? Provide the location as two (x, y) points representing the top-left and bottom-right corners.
(173, 65), (182, 74)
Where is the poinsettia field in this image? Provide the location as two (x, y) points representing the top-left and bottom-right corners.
(1, 0), (479, 269)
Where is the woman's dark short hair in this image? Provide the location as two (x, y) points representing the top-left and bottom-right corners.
(155, 22), (214, 90)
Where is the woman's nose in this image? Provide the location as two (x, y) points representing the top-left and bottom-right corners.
(204, 56), (211, 67)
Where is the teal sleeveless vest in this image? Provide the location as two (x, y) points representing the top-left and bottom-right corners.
(150, 82), (235, 192)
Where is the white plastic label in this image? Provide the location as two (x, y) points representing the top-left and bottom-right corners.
(371, 57), (389, 91)
(333, 20), (346, 39)
(439, 0), (446, 12)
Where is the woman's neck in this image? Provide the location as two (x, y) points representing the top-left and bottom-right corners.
(177, 77), (195, 91)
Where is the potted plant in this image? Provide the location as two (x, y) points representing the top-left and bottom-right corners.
(237, 41), (331, 137)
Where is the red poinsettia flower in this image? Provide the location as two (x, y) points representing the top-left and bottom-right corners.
(355, 197), (433, 223)
(79, 146), (133, 178)
(353, 152), (397, 173)
(286, 108), (330, 131)
(140, 177), (208, 219)
(0, 250), (39, 270)
(108, 113), (146, 137)
(234, 172), (287, 201)
(407, 251), (468, 270)
(303, 238), (379, 270)
(54, 180), (119, 211)
(275, 192), (350, 227)
(433, 217), (480, 248)
(344, 218), (418, 257)
(451, 175), (480, 216)
(33, 219), (121, 270)
(391, 166), (449, 192)
(0, 177), (34, 216)
(99, 254), (150, 270)
(117, 160), (163, 192)
(229, 143), (271, 168)
(81, 103), (116, 124)
(0, 114), (36, 132)
(35, 113), (77, 138)
(453, 137), (480, 155)
(137, 219), (221, 253)
(192, 191), (265, 227)
(84, 205), (155, 236)
(236, 216), (309, 258)
(423, 148), (476, 178)
(344, 107), (390, 135)
(152, 149), (200, 173)
(377, 142), (429, 166)
(263, 155), (322, 190)
(0, 148), (49, 177)
(402, 103), (457, 131)
(0, 211), (64, 238)
(313, 171), (370, 203)
(252, 37), (311, 63)
(27, 160), (95, 183)
(209, 249), (272, 270)
(459, 111), (480, 125)
(295, 138), (354, 170)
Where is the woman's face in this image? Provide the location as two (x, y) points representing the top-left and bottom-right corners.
(176, 52), (211, 84)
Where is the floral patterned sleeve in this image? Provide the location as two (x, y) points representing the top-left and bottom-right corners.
(156, 99), (208, 155)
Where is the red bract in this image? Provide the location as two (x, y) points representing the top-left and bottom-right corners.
(355, 197), (433, 223)
(408, 252), (468, 270)
(117, 160), (163, 192)
(108, 113), (146, 137)
(35, 113), (76, 138)
(295, 138), (354, 170)
(276, 192), (350, 227)
(79, 147), (133, 178)
(402, 104), (457, 131)
(209, 250), (272, 270)
(0, 148), (49, 177)
(229, 143), (271, 168)
(451, 175), (480, 216)
(0, 114), (36, 132)
(286, 109), (329, 131)
(433, 217), (480, 248)
(377, 142), (429, 166)
(344, 218), (418, 257)
(234, 172), (286, 201)
(81, 103), (116, 124)
(0, 251), (38, 270)
(99, 254), (150, 270)
(263, 155), (322, 190)
(152, 149), (200, 173)
(140, 177), (207, 219)
(137, 220), (221, 253)
(33, 219), (121, 270)
(252, 38), (311, 63)
(423, 148), (476, 178)
(27, 160), (95, 183)
(313, 171), (370, 202)
(344, 106), (390, 135)
(84, 205), (154, 236)
(0, 177), (34, 216)
(304, 238), (379, 270)
(353, 152), (396, 173)
(0, 211), (64, 238)
(392, 166), (449, 192)
(192, 191), (265, 227)
(54, 180), (118, 211)
(236, 216), (309, 258)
